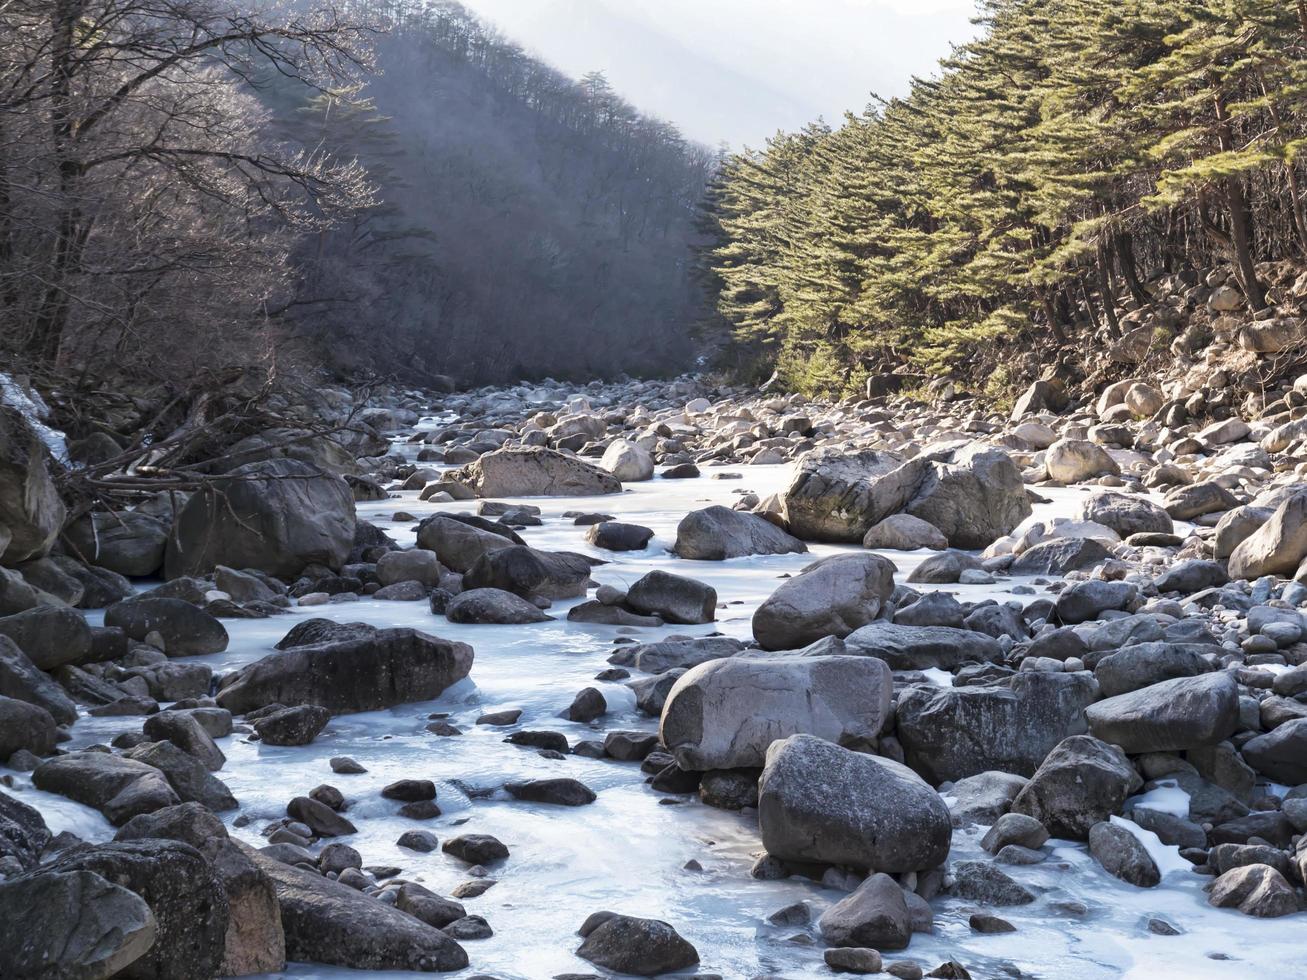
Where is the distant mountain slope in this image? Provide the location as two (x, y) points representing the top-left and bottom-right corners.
(274, 1), (718, 385)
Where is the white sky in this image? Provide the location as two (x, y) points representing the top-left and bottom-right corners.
(458, 0), (979, 148)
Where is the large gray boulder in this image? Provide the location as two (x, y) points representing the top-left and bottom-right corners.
(1011, 735), (1141, 840)
(104, 597), (228, 657)
(415, 515), (515, 573)
(216, 627), (473, 714)
(0, 870), (157, 979)
(0, 695), (57, 762)
(462, 545), (592, 600)
(114, 804), (285, 976)
(0, 635), (77, 724)
(673, 506), (807, 561)
(445, 588), (550, 624)
(0, 603), (92, 670)
(752, 553), (895, 651)
(1241, 718), (1307, 784)
(758, 734), (951, 872)
(779, 445), (1029, 548)
(895, 672), (1097, 783)
(447, 447), (620, 497)
(1045, 439), (1120, 483)
(1093, 642), (1214, 697)
(902, 446), (1032, 549)
(660, 655), (892, 771)
(164, 459), (355, 579)
(252, 849), (468, 971)
(599, 439), (654, 482)
(844, 621), (1002, 669)
(0, 788), (51, 870)
(817, 873), (912, 950)
(1085, 672), (1239, 753)
(1229, 491), (1307, 579)
(39, 839), (229, 980)
(63, 511), (169, 578)
(779, 447), (905, 542)
(575, 913), (699, 977)
(32, 752), (180, 826)
(625, 570), (716, 625)
(1078, 492), (1173, 538)
(0, 405), (65, 566)
(125, 740), (237, 812)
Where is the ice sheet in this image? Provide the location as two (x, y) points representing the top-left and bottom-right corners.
(6, 462), (1300, 979)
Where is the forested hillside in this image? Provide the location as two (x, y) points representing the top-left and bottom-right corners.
(704, 0), (1307, 396)
(0, 0), (716, 390)
(278, 1), (718, 383)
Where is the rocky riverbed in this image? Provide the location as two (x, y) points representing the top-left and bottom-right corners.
(2, 373), (1307, 978)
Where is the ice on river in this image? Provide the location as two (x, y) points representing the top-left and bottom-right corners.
(6, 461), (1301, 978)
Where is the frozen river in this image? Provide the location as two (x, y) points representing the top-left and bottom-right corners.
(9, 460), (1302, 979)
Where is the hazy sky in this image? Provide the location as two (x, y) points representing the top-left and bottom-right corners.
(458, 0), (979, 149)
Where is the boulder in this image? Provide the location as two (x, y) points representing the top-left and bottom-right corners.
(1010, 379), (1068, 419)
(375, 549), (442, 587)
(252, 704), (331, 746)
(1163, 481), (1238, 521)
(414, 515), (515, 573)
(462, 546), (592, 599)
(862, 514), (948, 551)
(779, 447), (905, 542)
(164, 459), (355, 579)
(660, 655), (893, 771)
(216, 627), (473, 714)
(1229, 491), (1307, 579)
(40, 839), (229, 979)
(63, 512), (169, 577)
(445, 587), (550, 624)
(0, 695), (56, 761)
(1055, 580), (1137, 624)
(600, 439), (654, 482)
(757, 734), (951, 872)
(752, 553), (895, 651)
(114, 809), (284, 975)
(251, 849), (468, 971)
(447, 447), (620, 497)
(0, 405), (65, 566)
(1207, 864), (1299, 917)
(585, 521), (655, 552)
(0, 604), (92, 670)
(142, 711), (225, 771)
(1089, 821), (1160, 887)
(625, 570), (716, 625)
(104, 597), (228, 656)
(902, 446), (1032, 549)
(1044, 439), (1120, 483)
(575, 913), (699, 977)
(1093, 643), (1212, 697)
(1078, 492), (1172, 538)
(0, 634), (77, 724)
(1011, 735), (1141, 840)
(673, 506), (807, 560)
(1085, 672), (1239, 753)
(1241, 718), (1307, 784)
(0, 788), (51, 870)
(843, 621), (1001, 670)
(1010, 536), (1111, 575)
(0, 870), (157, 979)
(125, 740), (237, 812)
(817, 873), (912, 951)
(946, 771), (1029, 825)
(895, 672), (1097, 783)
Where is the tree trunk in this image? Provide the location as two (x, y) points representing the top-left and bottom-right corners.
(1213, 85), (1267, 310)
(30, 0), (85, 362)
(1115, 233), (1151, 308)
